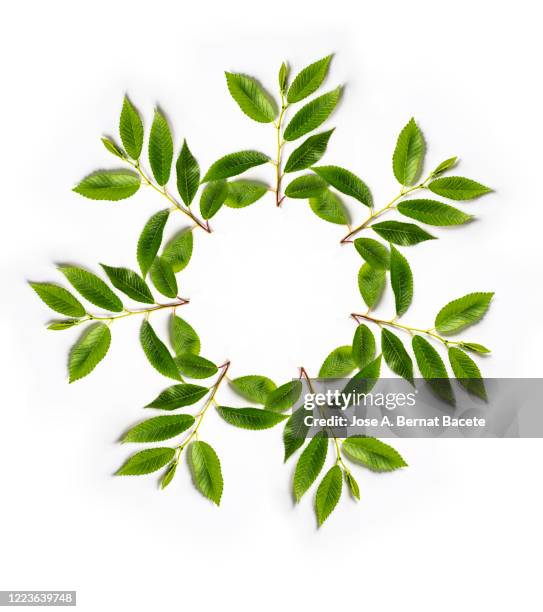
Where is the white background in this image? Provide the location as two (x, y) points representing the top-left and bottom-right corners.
(1, 0), (542, 610)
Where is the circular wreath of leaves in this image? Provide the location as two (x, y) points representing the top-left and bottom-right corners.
(30, 56), (493, 526)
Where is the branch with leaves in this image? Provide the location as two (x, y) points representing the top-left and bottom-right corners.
(296, 365), (405, 525)
(277, 336), (399, 526)
(115, 314), (292, 502)
(280, 287), (493, 526)
(29, 263), (190, 382)
(352, 290), (493, 402)
(339, 118), (492, 244)
(221, 55), (343, 212)
(78, 98), (211, 233)
(116, 355), (232, 502)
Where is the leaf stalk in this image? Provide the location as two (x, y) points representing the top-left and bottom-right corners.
(300, 366), (347, 470)
(351, 312), (458, 347)
(340, 177), (432, 243)
(175, 361), (231, 459)
(129, 160), (211, 233)
(85, 297), (189, 324)
(274, 93), (288, 206)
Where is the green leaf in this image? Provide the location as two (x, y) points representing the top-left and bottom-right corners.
(162, 229), (193, 272)
(170, 315), (200, 356)
(68, 323), (111, 382)
(283, 87), (342, 141)
(312, 165), (372, 207)
(101, 136), (125, 159)
(224, 180), (268, 208)
(287, 55), (333, 103)
(203, 151), (269, 182)
(352, 324), (376, 370)
(278, 62), (289, 94)
(381, 328), (414, 384)
(199, 180), (228, 220)
(358, 263), (386, 309)
(412, 335), (454, 405)
(137, 210), (170, 276)
(284, 174), (327, 198)
(217, 406), (287, 430)
(100, 264), (154, 304)
(389, 245), (413, 317)
(47, 319), (82, 331)
(225, 72), (277, 123)
(293, 432), (328, 501)
(176, 140), (200, 206)
(448, 347), (487, 400)
(148, 109), (173, 186)
(459, 342), (491, 354)
(412, 336), (448, 379)
(116, 447), (175, 476)
(435, 292), (494, 335)
(175, 354), (217, 379)
(372, 220), (436, 246)
(428, 176), (492, 200)
(230, 375), (276, 404)
(146, 383), (209, 410)
(315, 465), (342, 526)
(344, 470), (360, 500)
(58, 265), (123, 312)
(392, 118), (425, 186)
(140, 320), (181, 381)
(342, 437), (407, 472)
(283, 407), (310, 462)
(73, 170), (140, 201)
(30, 282), (85, 317)
(397, 199), (472, 226)
(283, 130), (334, 173)
(264, 380), (303, 412)
(150, 256), (178, 298)
(341, 356), (382, 401)
(122, 414), (195, 443)
(119, 96), (144, 159)
(188, 441), (223, 505)
(319, 346), (355, 377)
(309, 189), (350, 224)
(161, 462), (177, 489)
(354, 238), (390, 270)
(431, 156), (458, 177)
